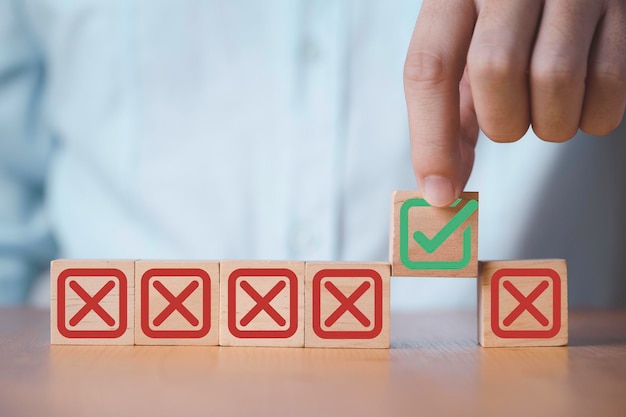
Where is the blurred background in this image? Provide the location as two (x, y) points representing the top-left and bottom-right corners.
(1, 0), (624, 310)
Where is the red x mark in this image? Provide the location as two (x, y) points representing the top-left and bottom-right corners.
(141, 268), (212, 339)
(312, 269), (383, 340)
(502, 280), (549, 326)
(228, 268), (299, 339)
(239, 280), (286, 326)
(491, 268), (561, 339)
(69, 280), (116, 327)
(152, 280), (200, 327)
(324, 281), (371, 327)
(57, 268), (128, 339)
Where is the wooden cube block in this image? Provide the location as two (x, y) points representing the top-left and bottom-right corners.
(51, 259), (135, 345)
(134, 260), (219, 345)
(219, 260), (304, 347)
(389, 190), (478, 277)
(305, 262), (390, 348)
(478, 259), (568, 347)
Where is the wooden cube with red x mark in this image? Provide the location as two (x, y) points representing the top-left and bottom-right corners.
(478, 259), (568, 347)
(135, 260), (219, 345)
(219, 260), (305, 347)
(305, 262), (390, 348)
(51, 259), (135, 345)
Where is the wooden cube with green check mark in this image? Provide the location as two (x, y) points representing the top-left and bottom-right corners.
(389, 191), (479, 277)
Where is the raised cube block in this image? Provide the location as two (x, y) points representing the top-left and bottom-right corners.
(390, 190), (478, 277)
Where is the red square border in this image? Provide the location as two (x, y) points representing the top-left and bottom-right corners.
(228, 268), (299, 339)
(491, 268), (561, 339)
(141, 268), (212, 339)
(57, 268), (127, 339)
(312, 269), (383, 339)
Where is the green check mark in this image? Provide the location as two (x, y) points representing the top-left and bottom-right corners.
(413, 199), (479, 254)
(399, 197), (478, 270)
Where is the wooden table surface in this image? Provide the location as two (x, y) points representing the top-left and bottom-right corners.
(1, 308), (625, 417)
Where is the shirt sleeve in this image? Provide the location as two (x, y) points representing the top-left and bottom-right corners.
(0, 0), (57, 305)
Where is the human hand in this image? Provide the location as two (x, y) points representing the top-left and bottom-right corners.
(404, 0), (626, 206)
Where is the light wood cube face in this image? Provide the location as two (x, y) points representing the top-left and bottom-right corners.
(51, 259), (135, 345)
(478, 260), (568, 347)
(305, 263), (390, 348)
(134, 261), (219, 345)
(219, 261), (305, 347)
(390, 191), (478, 277)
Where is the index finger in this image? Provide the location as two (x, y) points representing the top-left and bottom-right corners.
(404, 0), (477, 206)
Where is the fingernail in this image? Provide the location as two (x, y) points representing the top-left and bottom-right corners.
(423, 176), (456, 207)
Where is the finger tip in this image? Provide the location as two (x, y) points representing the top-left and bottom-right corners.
(422, 176), (458, 207)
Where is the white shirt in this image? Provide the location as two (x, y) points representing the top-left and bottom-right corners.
(2, 0), (625, 309)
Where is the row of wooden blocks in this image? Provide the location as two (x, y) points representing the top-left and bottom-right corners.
(50, 191), (568, 348)
(51, 260), (391, 348)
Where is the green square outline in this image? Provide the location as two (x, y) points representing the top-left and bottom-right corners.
(399, 198), (473, 270)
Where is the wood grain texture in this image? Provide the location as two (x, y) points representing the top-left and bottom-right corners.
(389, 190), (479, 277)
(478, 259), (568, 347)
(50, 259), (134, 345)
(134, 260), (219, 345)
(2, 309), (626, 417)
(219, 260), (305, 347)
(304, 262), (390, 348)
